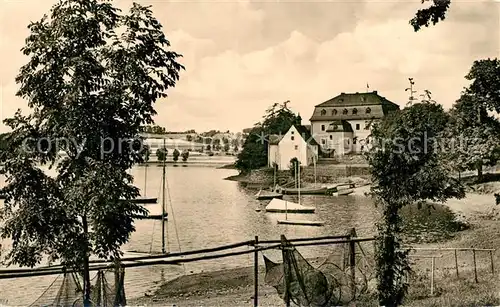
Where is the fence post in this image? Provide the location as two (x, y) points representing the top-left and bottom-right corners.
(280, 235), (291, 307)
(254, 236), (259, 307)
(349, 228), (356, 298)
(473, 249), (478, 283)
(430, 257), (435, 296)
(490, 250), (494, 274)
(454, 249), (459, 278)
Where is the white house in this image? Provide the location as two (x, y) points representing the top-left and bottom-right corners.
(309, 91), (400, 156)
(268, 125), (319, 171)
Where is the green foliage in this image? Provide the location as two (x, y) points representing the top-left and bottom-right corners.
(0, 0), (183, 280)
(289, 157), (299, 178)
(0, 133), (10, 153)
(410, 0), (451, 31)
(235, 101), (300, 173)
(367, 100), (465, 306)
(156, 147), (168, 161)
(443, 59), (500, 180)
(172, 149), (180, 162)
(465, 58), (500, 113)
(143, 145), (151, 162)
(141, 125), (167, 134)
(181, 150), (189, 162)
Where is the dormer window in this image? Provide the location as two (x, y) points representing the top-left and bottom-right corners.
(332, 109), (338, 115)
(366, 107), (371, 114)
(321, 109), (326, 116)
(343, 109), (348, 115)
(352, 108), (358, 115)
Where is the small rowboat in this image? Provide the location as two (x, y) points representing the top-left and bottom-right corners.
(279, 187), (329, 195)
(255, 190), (283, 200)
(277, 219), (324, 226)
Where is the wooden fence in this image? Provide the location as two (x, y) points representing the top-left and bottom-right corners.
(0, 228), (375, 307)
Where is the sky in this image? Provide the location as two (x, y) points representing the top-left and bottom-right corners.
(1, 0), (499, 133)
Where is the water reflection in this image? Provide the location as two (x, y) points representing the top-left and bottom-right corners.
(0, 165), (460, 305)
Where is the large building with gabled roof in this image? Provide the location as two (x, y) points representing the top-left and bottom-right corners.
(309, 91), (400, 156)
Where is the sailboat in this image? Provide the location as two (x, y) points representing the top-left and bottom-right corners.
(130, 139), (168, 221)
(129, 138), (169, 255)
(255, 159), (283, 200)
(130, 144), (158, 204)
(269, 146), (324, 226)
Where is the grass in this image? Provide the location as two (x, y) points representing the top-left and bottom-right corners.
(404, 269), (500, 307)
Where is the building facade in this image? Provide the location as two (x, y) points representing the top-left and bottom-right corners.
(309, 91), (399, 156)
(268, 125), (319, 170)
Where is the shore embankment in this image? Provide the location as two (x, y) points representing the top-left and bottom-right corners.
(130, 175), (500, 306)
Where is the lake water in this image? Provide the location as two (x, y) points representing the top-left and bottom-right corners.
(0, 164), (459, 306)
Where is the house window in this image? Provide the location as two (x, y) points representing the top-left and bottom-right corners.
(291, 131), (294, 134)
(356, 124), (360, 130)
(366, 107), (371, 114)
(291, 136), (294, 141)
(367, 138), (370, 144)
(321, 125), (325, 131)
(321, 109), (326, 116)
(294, 145), (298, 150)
(332, 109), (338, 115)
(347, 139), (350, 145)
(321, 139), (326, 145)
(329, 135), (333, 140)
(352, 108), (358, 115)
(343, 109), (348, 115)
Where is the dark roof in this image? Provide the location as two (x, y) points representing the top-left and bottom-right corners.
(268, 134), (283, 145)
(295, 125), (319, 146)
(315, 91), (399, 108)
(325, 120), (353, 133)
(310, 91), (400, 121)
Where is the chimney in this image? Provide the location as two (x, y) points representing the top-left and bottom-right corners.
(373, 90), (378, 94)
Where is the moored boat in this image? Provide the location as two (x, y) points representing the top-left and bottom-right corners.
(277, 219), (324, 226)
(255, 189), (283, 200)
(278, 186), (328, 195)
(265, 198), (315, 213)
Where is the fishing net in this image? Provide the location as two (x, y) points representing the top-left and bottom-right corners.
(263, 236), (375, 306)
(29, 268), (126, 307)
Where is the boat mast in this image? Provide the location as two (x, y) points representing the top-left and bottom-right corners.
(161, 138), (166, 254)
(144, 156), (148, 197)
(298, 149), (301, 206)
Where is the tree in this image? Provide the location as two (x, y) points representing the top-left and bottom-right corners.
(289, 157), (300, 179)
(223, 143), (230, 152)
(156, 147), (168, 161)
(0, 1), (183, 305)
(186, 135), (193, 142)
(172, 149), (180, 162)
(410, 0), (451, 31)
(366, 100), (464, 306)
(444, 59), (500, 181)
(143, 145), (151, 162)
(235, 101), (300, 173)
(233, 145), (239, 153)
(206, 144), (211, 151)
(181, 150), (189, 162)
(0, 133), (10, 153)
